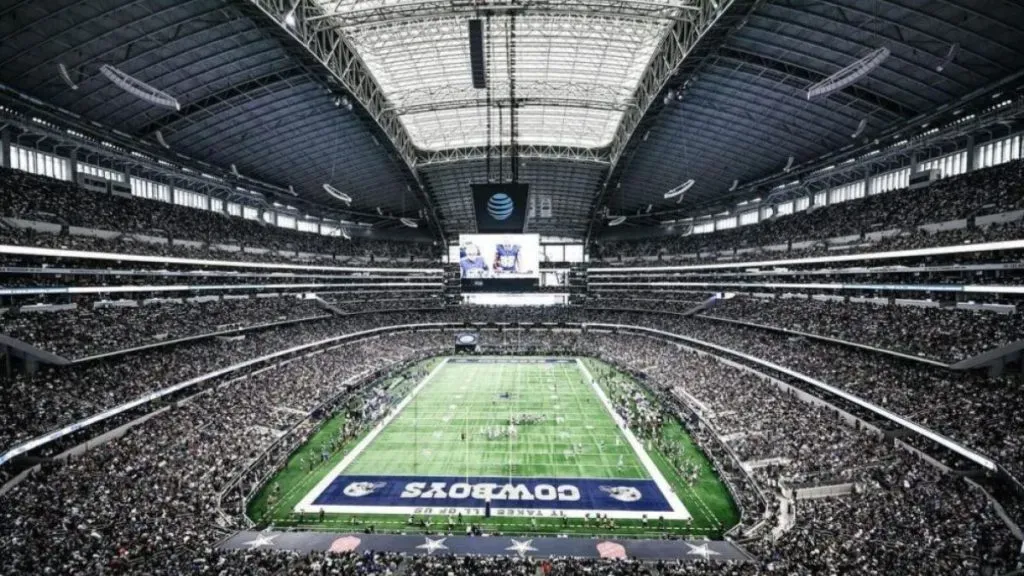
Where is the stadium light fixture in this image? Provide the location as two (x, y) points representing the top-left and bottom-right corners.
(728, 179), (738, 192)
(607, 215), (627, 227)
(57, 63), (78, 90)
(783, 156), (794, 172)
(100, 64), (180, 111)
(400, 217), (419, 228)
(806, 47), (890, 100)
(663, 179), (695, 200)
(322, 183), (352, 204)
(154, 130), (169, 149)
(283, 0), (298, 26)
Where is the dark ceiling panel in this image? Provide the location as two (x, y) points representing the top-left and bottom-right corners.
(0, 0), (419, 220)
(1, 0), (1022, 237)
(609, 0), (1024, 223)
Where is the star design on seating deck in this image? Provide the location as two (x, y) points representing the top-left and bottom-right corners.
(416, 537), (448, 554)
(242, 533), (277, 549)
(685, 542), (720, 560)
(506, 538), (538, 557)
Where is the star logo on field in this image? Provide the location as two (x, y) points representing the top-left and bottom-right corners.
(417, 537), (448, 555)
(506, 538), (538, 557)
(242, 533), (277, 549)
(685, 542), (720, 560)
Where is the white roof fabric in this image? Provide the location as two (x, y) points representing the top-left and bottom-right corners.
(315, 0), (689, 150)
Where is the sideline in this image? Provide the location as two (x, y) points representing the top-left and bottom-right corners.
(576, 358), (691, 521)
(294, 358), (451, 512)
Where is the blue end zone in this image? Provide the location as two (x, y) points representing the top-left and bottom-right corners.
(312, 475), (673, 513)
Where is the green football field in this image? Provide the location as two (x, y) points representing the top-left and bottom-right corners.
(249, 357), (740, 538)
(343, 360), (648, 480)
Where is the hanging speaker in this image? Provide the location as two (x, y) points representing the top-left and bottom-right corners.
(468, 19), (486, 89)
(936, 43), (958, 72)
(852, 118), (867, 139)
(58, 63), (78, 90)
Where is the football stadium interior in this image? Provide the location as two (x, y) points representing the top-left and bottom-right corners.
(0, 0), (1024, 573)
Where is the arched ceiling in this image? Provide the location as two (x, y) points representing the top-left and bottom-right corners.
(609, 0), (1024, 223)
(0, 0), (422, 223)
(1, 0), (1022, 239)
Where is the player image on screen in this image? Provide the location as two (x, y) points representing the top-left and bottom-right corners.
(456, 233), (538, 285)
(460, 242), (489, 278)
(493, 239), (521, 275)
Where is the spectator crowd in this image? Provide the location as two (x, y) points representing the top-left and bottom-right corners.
(594, 158), (1024, 264)
(0, 167), (440, 266)
(1, 154), (1023, 572)
(702, 297), (1023, 363)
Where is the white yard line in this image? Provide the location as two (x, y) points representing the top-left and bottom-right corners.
(294, 358), (450, 512)
(575, 358), (691, 521)
(295, 357), (690, 520)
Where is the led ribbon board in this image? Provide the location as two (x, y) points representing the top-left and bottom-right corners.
(472, 184), (530, 233)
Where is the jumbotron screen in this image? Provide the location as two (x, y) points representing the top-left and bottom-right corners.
(456, 233), (539, 292)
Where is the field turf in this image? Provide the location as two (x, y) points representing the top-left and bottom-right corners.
(248, 357), (740, 538)
(344, 359), (647, 480)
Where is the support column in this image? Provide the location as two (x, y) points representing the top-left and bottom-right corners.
(965, 135), (976, 172)
(1, 128), (10, 168)
(68, 148), (78, 182)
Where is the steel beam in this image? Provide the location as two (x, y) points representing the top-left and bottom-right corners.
(245, 0), (454, 238)
(248, 0), (418, 171)
(308, 0), (698, 28)
(417, 144), (610, 166)
(606, 0), (733, 168)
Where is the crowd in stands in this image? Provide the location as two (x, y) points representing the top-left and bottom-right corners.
(594, 158), (1024, 263)
(325, 294), (444, 314)
(748, 457), (1016, 574)
(623, 313), (1024, 482)
(702, 297), (1023, 363)
(645, 338), (888, 486)
(0, 308), (1019, 573)
(0, 316), (332, 449)
(0, 332), (447, 574)
(1, 296), (328, 358)
(585, 332), (1017, 573)
(0, 310), (456, 451)
(0, 268), (440, 290)
(0, 167), (439, 265)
